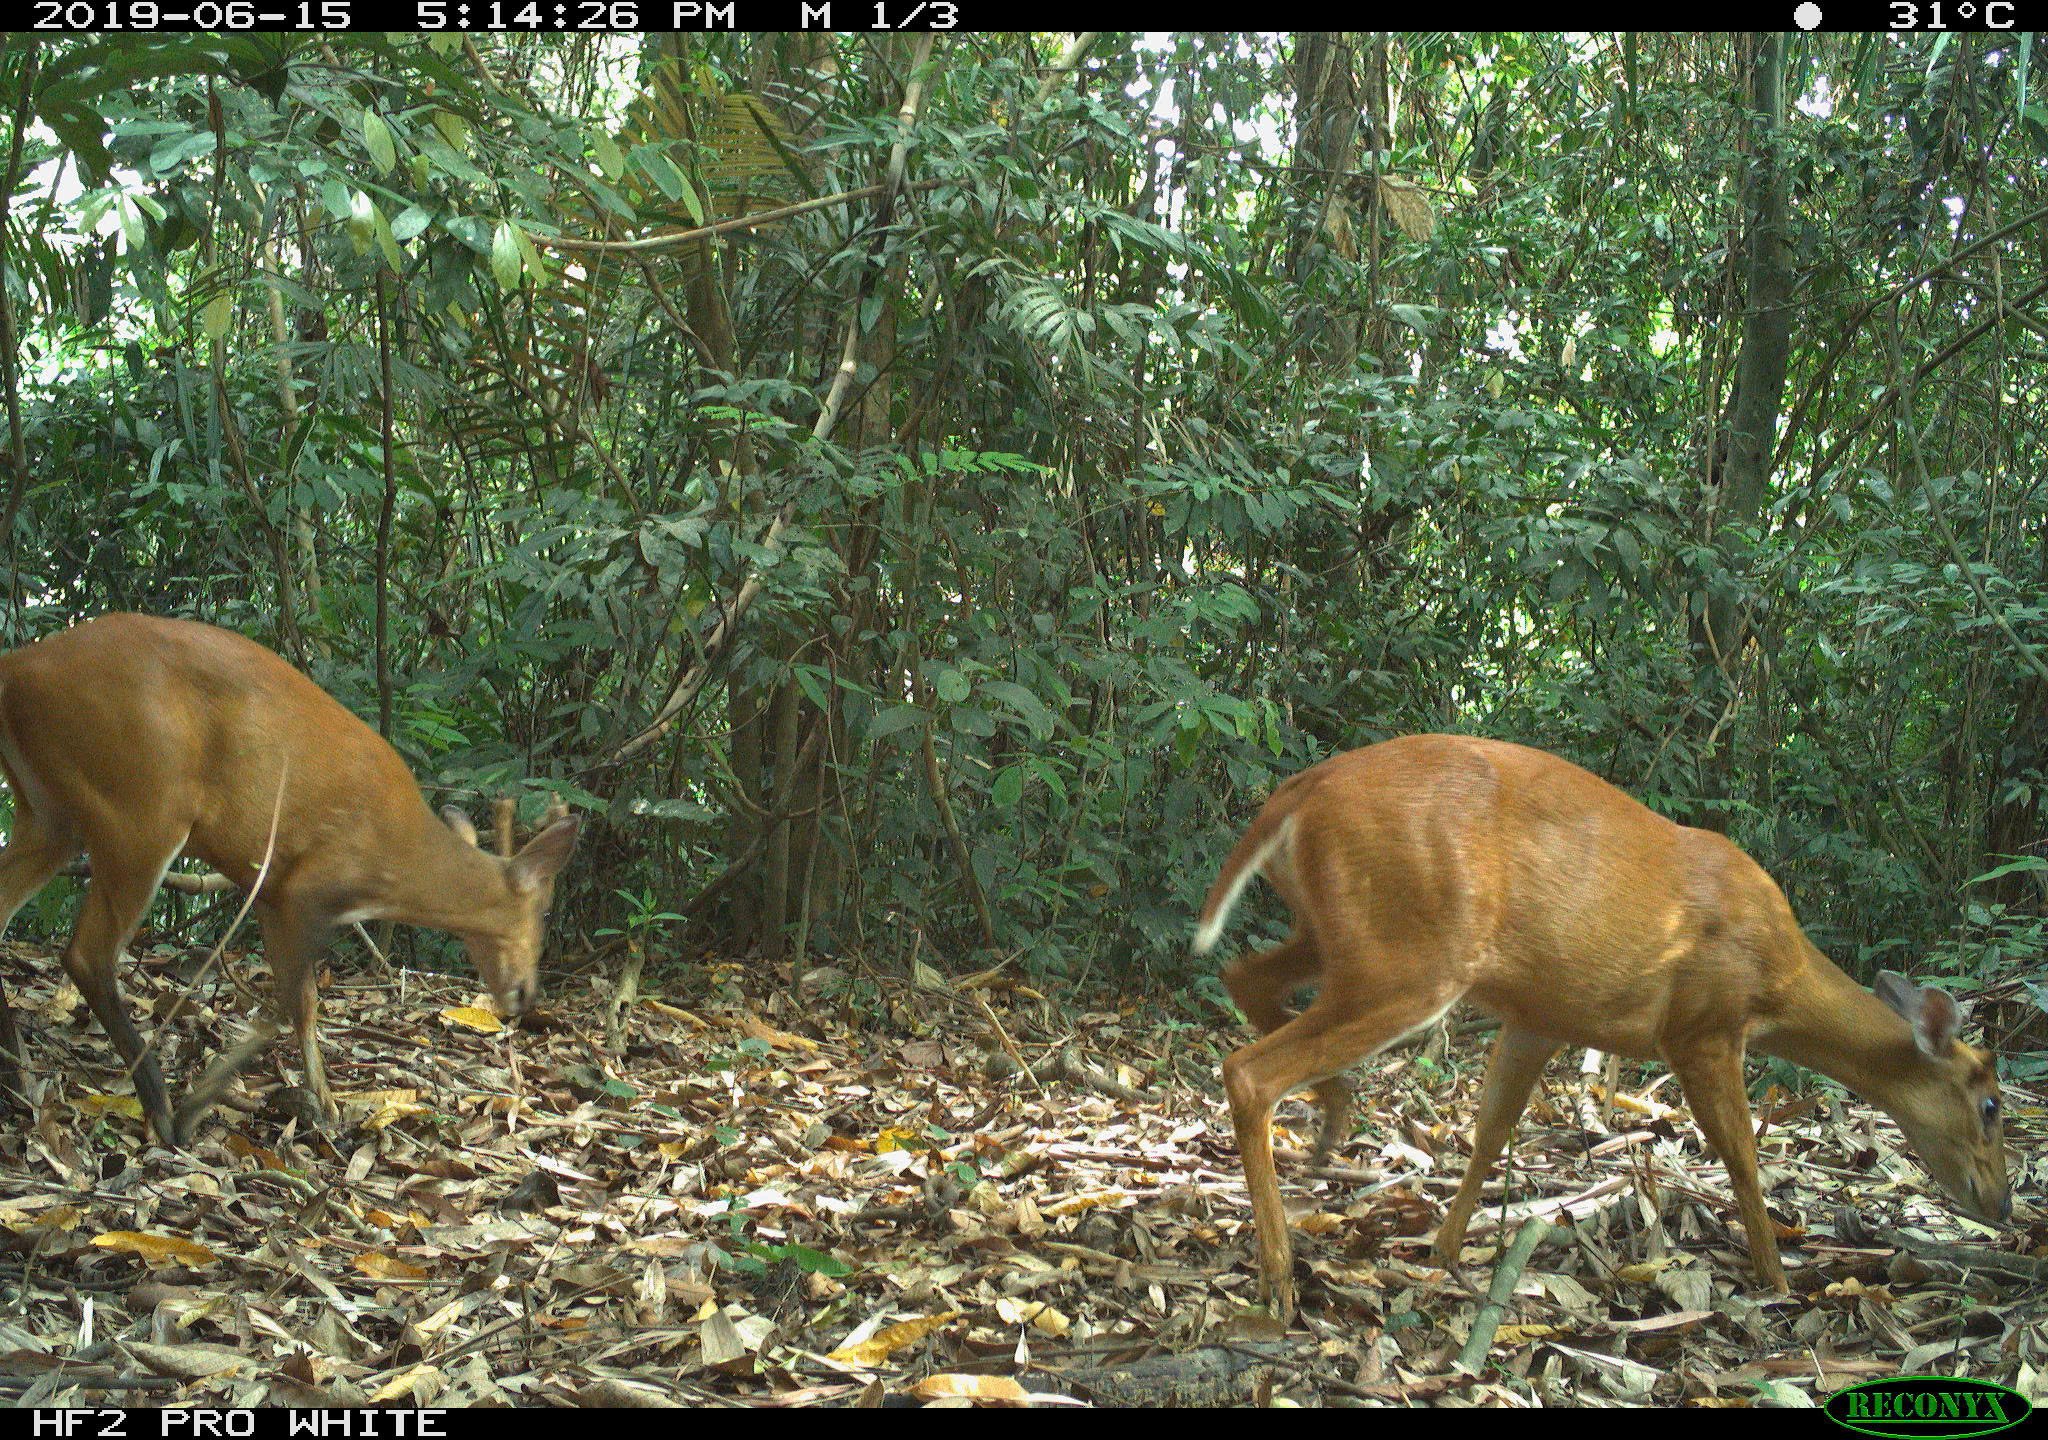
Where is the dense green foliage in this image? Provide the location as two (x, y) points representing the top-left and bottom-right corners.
(0, 33), (2042, 1040)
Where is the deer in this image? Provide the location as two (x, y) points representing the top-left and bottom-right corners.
(0, 613), (581, 1146)
(1194, 734), (2010, 1323)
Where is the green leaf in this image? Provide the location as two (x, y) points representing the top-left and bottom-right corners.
(933, 667), (970, 704)
(372, 207), (403, 272)
(792, 663), (831, 712)
(865, 704), (928, 743)
(512, 224), (550, 288)
(981, 679), (1057, 741)
(992, 764), (1025, 808)
(200, 291), (232, 341)
(490, 221), (523, 290)
(363, 110), (397, 175)
(1964, 856), (2048, 886)
(432, 109), (470, 151)
(948, 706), (995, 738)
(593, 130), (625, 181)
(115, 195), (146, 251)
(390, 205), (433, 242)
(777, 1245), (851, 1277)
(344, 190), (378, 255)
(148, 131), (216, 176)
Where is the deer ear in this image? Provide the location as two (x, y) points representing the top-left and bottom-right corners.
(1875, 971), (1963, 1058)
(509, 814), (580, 893)
(441, 806), (480, 847)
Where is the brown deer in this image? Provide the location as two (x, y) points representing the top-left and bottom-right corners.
(1195, 734), (2009, 1322)
(0, 613), (580, 1145)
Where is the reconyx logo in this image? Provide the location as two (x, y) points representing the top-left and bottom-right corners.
(1825, 1376), (2032, 1439)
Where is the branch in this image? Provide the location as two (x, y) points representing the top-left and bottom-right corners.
(538, 179), (945, 256)
(61, 860), (235, 895)
(1031, 33), (1099, 107)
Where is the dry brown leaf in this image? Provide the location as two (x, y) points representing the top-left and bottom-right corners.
(352, 1252), (430, 1280)
(359, 1099), (432, 1132)
(120, 1341), (248, 1379)
(908, 1373), (1029, 1403)
(92, 1231), (220, 1267)
(737, 1013), (817, 1051)
(826, 1310), (962, 1367)
(1376, 174), (1435, 240)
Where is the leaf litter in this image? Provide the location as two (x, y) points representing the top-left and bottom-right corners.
(0, 939), (2039, 1407)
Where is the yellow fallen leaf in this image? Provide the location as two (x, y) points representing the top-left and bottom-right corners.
(1493, 1324), (1561, 1345)
(639, 999), (707, 1028)
(366, 1363), (444, 1404)
(874, 1127), (924, 1155)
(411, 1300), (465, 1338)
(1296, 1211), (1346, 1235)
(952, 968), (1048, 1003)
(738, 1013), (818, 1052)
(352, 1252), (429, 1280)
(909, 1373), (1030, 1402)
(365, 1209), (430, 1231)
(343, 1089), (420, 1108)
(994, 1297), (1071, 1336)
(92, 1231), (219, 1267)
(1616, 1259), (1674, 1284)
(826, 1310), (962, 1366)
(441, 1006), (503, 1033)
(33, 1205), (84, 1231)
(360, 1100), (431, 1132)
(1041, 1190), (1124, 1218)
(80, 1094), (144, 1120)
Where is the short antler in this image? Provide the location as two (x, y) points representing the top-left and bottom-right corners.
(494, 796), (517, 859)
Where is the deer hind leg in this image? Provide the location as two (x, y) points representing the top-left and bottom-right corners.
(1667, 1039), (1789, 1293)
(60, 835), (181, 1145)
(1223, 972), (1467, 1324)
(172, 903), (332, 1145)
(1430, 1026), (1562, 1268)
(1222, 931), (1353, 1165)
(0, 798), (81, 1105)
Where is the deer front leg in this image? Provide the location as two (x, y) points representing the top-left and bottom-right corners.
(1668, 1039), (1789, 1294)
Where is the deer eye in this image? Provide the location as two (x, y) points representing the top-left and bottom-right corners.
(1980, 1096), (2000, 1126)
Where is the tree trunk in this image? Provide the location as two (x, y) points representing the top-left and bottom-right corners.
(1686, 33), (1794, 831)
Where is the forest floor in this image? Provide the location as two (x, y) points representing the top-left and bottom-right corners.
(0, 935), (2040, 1408)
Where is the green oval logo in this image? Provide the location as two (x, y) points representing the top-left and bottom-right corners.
(1825, 1376), (2032, 1439)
